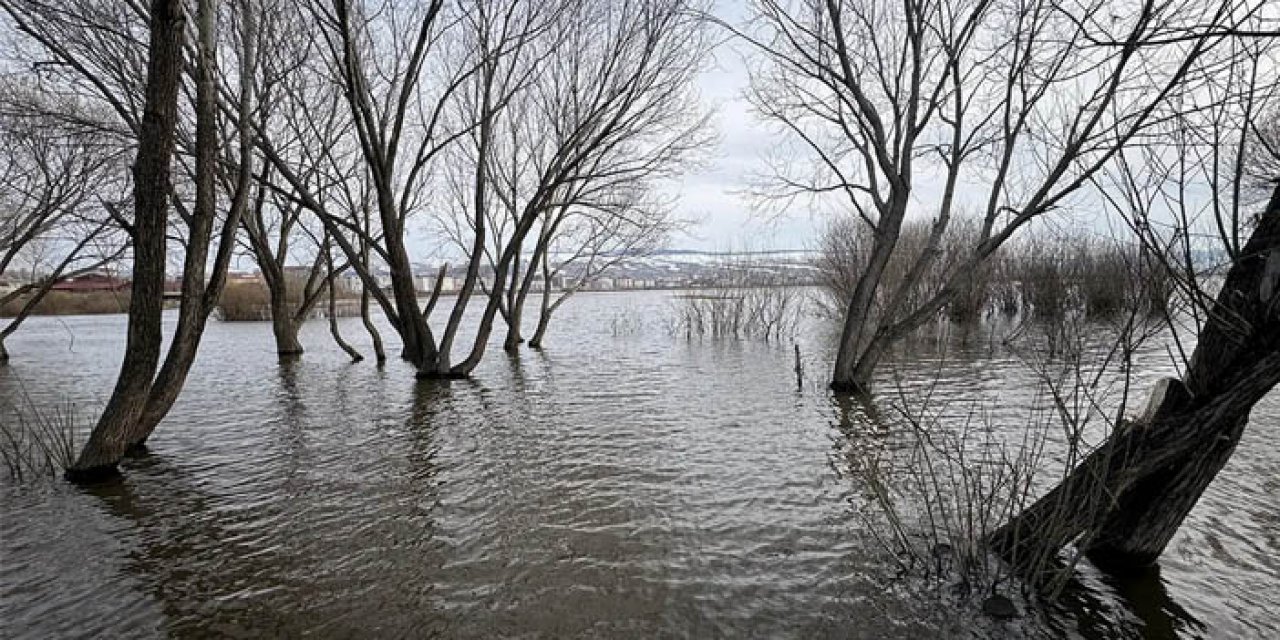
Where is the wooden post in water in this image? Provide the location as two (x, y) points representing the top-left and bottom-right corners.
(794, 343), (803, 391)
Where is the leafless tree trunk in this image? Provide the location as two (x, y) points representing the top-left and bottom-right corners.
(128, 0), (254, 447)
(67, 0), (186, 479)
(990, 39), (1280, 573)
(63, 0), (256, 476)
(323, 240), (362, 362)
(989, 186), (1280, 571)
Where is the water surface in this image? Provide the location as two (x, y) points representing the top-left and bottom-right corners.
(2, 291), (1278, 638)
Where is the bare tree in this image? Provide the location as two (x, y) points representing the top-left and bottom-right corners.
(229, 0), (335, 356)
(437, 0), (710, 354)
(525, 194), (675, 348)
(251, 0), (507, 375)
(732, 0), (1272, 392)
(0, 93), (128, 361)
(239, 170), (333, 355)
(53, 0), (185, 479)
(255, 0), (707, 378)
(21, 0), (262, 478)
(989, 35), (1280, 573)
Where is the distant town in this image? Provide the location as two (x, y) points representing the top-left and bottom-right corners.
(1, 250), (825, 303)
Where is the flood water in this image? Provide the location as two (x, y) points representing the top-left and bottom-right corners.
(2, 290), (1278, 638)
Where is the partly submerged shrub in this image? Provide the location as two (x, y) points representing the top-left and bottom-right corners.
(0, 396), (78, 482)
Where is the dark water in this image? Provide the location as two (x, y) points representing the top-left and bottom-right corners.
(1, 291), (1278, 638)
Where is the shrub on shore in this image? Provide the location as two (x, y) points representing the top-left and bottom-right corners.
(0, 290), (131, 317)
(217, 281), (272, 321)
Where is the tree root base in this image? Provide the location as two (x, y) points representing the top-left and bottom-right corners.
(415, 370), (471, 380)
(64, 464), (122, 484)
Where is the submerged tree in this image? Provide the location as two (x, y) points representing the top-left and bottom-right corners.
(0, 94), (128, 361)
(735, 0), (1273, 393)
(436, 0), (710, 353)
(989, 40), (1280, 573)
(253, 0), (708, 378)
(232, 0), (336, 357)
(17, 0), (263, 478)
(56, 0), (186, 478)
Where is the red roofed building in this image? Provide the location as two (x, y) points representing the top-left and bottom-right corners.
(51, 273), (131, 293)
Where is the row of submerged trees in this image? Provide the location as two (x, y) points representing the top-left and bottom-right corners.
(0, 0), (1279, 592)
(0, 0), (710, 476)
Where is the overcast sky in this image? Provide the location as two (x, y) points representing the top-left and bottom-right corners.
(403, 4), (822, 260)
(664, 37), (823, 253)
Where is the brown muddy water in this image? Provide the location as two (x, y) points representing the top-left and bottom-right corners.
(1, 290), (1278, 638)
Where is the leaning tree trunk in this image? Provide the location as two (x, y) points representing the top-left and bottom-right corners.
(830, 194), (908, 393)
(67, 0), (185, 479)
(990, 182), (1280, 575)
(360, 280), (386, 363)
(528, 305), (552, 349)
(325, 253), (361, 362)
(120, 0), (227, 454)
(1083, 182), (1280, 568)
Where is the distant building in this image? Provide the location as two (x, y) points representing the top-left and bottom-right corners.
(226, 271), (262, 284)
(51, 273), (130, 293)
(529, 275), (566, 292)
(411, 273), (459, 294)
(334, 273), (362, 295)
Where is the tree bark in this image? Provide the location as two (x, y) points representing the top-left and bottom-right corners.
(271, 309), (304, 356)
(503, 298), (524, 352)
(360, 278), (386, 364)
(259, 254), (304, 356)
(529, 304), (551, 349)
(126, 0), (231, 452)
(991, 182), (1280, 575)
(1082, 182), (1280, 569)
(325, 250), (361, 361)
(68, 0), (185, 480)
(830, 194), (909, 393)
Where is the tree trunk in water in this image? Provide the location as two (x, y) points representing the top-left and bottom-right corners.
(1085, 412), (1245, 570)
(0, 338), (8, 364)
(987, 359), (1280, 580)
(119, 0), (223, 454)
(383, 235), (437, 370)
(68, 0), (185, 480)
(527, 252), (557, 349)
(830, 199), (907, 393)
(991, 182), (1280, 575)
(1082, 183), (1280, 569)
(503, 301), (523, 352)
(529, 307), (551, 349)
(327, 288), (362, 362)
(325, 252), (361, 362)
(271, 298), (304, 356)
(130, 313), (212, 448)
(360, 284), (386, 363)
